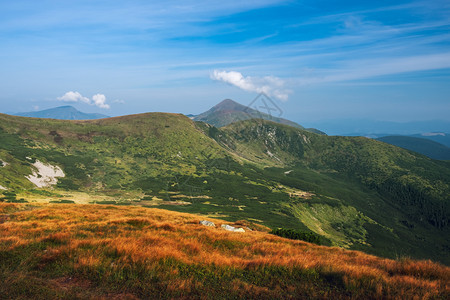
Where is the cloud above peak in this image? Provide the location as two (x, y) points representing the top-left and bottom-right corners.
(57, 91), (90, 104)
(57, 91), (110, 109)
(211, 70), (291, 101)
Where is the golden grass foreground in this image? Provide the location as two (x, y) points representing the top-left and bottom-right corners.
(0, 202), (449, 299)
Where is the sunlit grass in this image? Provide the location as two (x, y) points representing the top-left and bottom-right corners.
(1, 202), (448, 299)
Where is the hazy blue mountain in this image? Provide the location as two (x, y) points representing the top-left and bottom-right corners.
(409, 133), (450, 148)
(301, 119), (450, 136)
(371, 133), (450, 148)
(351, 132), (450, 149)
(377, 136), (450, 160)
(15, 106), (109, 120)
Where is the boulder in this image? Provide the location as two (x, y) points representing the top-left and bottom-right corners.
(199, 220), (216, 227)
(221, 224), (245, 232)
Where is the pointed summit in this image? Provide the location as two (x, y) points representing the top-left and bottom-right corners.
(193, 99), (327, 133)
(212, 99), (246, 111)
(208, 99), (247, 113)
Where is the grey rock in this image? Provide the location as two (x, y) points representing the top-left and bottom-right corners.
(199, 220), (216, 227)
(221, 224), (245, 232)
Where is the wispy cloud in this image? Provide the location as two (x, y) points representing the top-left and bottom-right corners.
(291, 52), (450, 85)
(0, 1), (285, 32)
(211, 70), (290, 101)
(57, 91), (110, 109)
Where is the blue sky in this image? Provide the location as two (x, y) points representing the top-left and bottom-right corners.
(0, 0), (449, 123)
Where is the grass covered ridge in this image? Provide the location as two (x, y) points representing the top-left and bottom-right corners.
(1, 203), (448, 299)
(1, 112), (449, 264)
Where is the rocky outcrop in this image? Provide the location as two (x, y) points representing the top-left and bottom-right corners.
(199, 220), (216, 227)
(26, 160), (65, 188)
(221, 224), (245, 232)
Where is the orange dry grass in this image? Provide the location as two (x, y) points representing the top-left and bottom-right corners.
(1, 202), (449, 299)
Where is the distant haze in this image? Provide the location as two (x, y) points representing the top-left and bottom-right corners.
(302, 119), (450, 136)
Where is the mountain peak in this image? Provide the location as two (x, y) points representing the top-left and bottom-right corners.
(57, 105), (77, 109)
(15, 106), (109, 120)
(194, 98), (314, 131)
(217, 99), (235, 104)
(212, 99), (246, 112)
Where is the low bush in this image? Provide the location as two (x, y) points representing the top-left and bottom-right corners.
(271, 228), (322, 245)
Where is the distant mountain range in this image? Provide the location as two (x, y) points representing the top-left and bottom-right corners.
(376, 136), (450, 160)
(192, 99), (326, 134)
(10, 101), (450, 161)
(14, 106), (109, 120)
(301, 119), (450, 136)
(363, 133), (450, 149)
(299, 118), (450, 160)
(410, 133), (450, 148)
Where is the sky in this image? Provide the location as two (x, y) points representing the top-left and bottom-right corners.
(0, 0), (449, 124)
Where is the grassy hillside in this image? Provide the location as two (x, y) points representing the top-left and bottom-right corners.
(1, 203), (449, 299)
(377, 135), (450, 160)
(203, 119), (450, 262)
(1, 113), (449, 265)
(216, 120), (450, 228)
(0, 112), (228, 191)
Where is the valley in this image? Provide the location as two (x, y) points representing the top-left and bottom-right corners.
(2, 1), (450, 298)
(1, 110), (449, 266)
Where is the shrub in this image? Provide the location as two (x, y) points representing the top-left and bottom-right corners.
(49, 199), (75, 204)
(1, 191), (17, 201)
(270, 228), (322, 245)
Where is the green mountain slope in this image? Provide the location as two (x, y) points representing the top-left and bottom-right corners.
(377, 135), (450, 160)
(0, 112), (227, 191)
(0, 113), (449, 264)
(14, 105), (109, 120)
(214, 120), (449, 226)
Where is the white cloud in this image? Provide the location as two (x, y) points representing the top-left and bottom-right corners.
(57, 91), (111, 109)
(57, 91), (90, 103)
(211, 70), (291, 101)
(92, 94), (110, 109)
